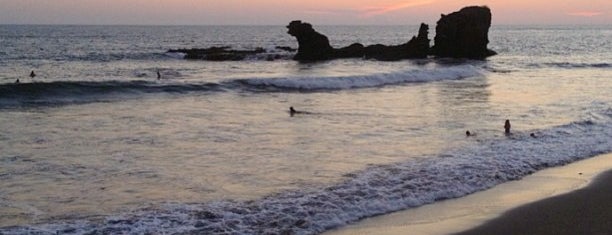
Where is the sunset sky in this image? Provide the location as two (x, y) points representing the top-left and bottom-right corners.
(0, 0), (610, 25)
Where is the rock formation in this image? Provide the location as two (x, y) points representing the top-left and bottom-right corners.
(169, 6), (496, 62)
(286, 21), (335, 61)
(286, 21), (430, 61)
(168, 46), (295, 61)
(431, 6), (497, 59)
(168, 46), (265, 61)
(364, 23), (430, 61)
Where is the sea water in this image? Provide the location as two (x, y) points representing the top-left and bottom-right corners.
(0, 25), (610, 234)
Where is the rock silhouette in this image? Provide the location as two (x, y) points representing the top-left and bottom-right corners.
(168, 46), (266, 61)
(286, 20), (430, 61)
(286, 21), (335, 61)
(364, 23), (430, 61)
(431, 6), (497, 59)
(169, 6), (495, 62)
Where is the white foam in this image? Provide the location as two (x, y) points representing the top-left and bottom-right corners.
(236, 65), (483, 91)
(164, 52), (186, 59)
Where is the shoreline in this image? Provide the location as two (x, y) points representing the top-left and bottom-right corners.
(454, 168), (612, 235)
(325, 153), (612, 235)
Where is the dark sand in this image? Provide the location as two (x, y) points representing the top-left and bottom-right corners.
(454, 170), (612, 235)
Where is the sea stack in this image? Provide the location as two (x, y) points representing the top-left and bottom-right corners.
(286, 20), (335, 61)
(431, 6), (497, 59)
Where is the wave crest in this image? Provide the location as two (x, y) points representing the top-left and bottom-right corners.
(234, 65), (483, 91)
(529, 62), (611, 69)
(0, 81), (221, 108)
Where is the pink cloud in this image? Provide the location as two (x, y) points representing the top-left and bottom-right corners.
(303, 8), (358, 16)
(360, 0), (435, 17)
(567, 11), (603, 17)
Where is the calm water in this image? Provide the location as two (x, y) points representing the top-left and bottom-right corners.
(0, 25), (611, 234)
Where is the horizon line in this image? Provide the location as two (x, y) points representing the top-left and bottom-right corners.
(1, 23), (610, 27)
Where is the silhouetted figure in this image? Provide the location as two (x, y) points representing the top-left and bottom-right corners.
(289, 106), (298, 116)
(30, 70), (36, 78)
(15, 79), (20, 84)
(157, 70), (161, 79)
(504, 119), (511, 134)
(530, 133), (536, 138)
(289, 106), (310, 116)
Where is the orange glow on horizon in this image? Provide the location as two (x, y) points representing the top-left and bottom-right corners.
(0, 0), (610, 25)
(567, 11), (604, 17)
(360, 0), (436, 17)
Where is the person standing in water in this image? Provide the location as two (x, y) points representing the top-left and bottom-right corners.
(504, 119), (511, 134)
(157, 70), (161, 80)
(30, 70), (36, 78)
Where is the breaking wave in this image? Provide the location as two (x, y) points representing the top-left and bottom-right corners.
(529, 62), (612, 69)
(2, 108), (611, 235)
(0, 65), (483, 108)
(0, 81), (222, 108)
(234, 64), (482, 91)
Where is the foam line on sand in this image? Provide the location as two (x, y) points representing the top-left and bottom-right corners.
(324, 153), (612, 235)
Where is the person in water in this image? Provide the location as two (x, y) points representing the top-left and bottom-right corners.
(157, 70), (161, 79)
(30, 70), (36, 78)
(504, 119), (511, 134)
(289, 106), (310, 116)
(466, 130), (472, 136)
(15, 79), (20, 84)
(289, 106), (298, 116)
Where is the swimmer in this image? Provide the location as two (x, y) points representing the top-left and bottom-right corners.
(30, 70), (36, 78)
(15, 79), (20, 84)
(466, 130), (471, 136)
(504, 119), (511, 134)
(289, 106), (298, 116)
(530, 133), (536, 138)
(289, 106), (310, 116)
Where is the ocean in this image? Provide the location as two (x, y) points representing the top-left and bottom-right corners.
(0, 25), (610, 234)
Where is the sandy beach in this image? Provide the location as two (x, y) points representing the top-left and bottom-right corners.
(325, 153), (612, 235)
(454, 168), (612, 235)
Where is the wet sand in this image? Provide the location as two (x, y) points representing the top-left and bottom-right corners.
(454, 169), (612, 235)
(325, 153), (612, 235)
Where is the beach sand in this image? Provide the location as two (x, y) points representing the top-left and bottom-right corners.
(454, 169), (612, 235)
(325, 153), (612, 235)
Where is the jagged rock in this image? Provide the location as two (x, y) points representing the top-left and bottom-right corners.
(286, 20), (334, 60)
(275, 46), (297, 52)
(171, 6), (496, 62)
(431, 6), (497, 59)
(334, 43), (365, 58)
(286, 21), (430, 61)
(364, 23), (430, 60)
(168, 46), (265, 61)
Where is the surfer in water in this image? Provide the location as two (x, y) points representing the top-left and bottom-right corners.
(289, 106), (310, 116)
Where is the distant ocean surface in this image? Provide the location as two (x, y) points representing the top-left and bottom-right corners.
(0, 25), (611, 234)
